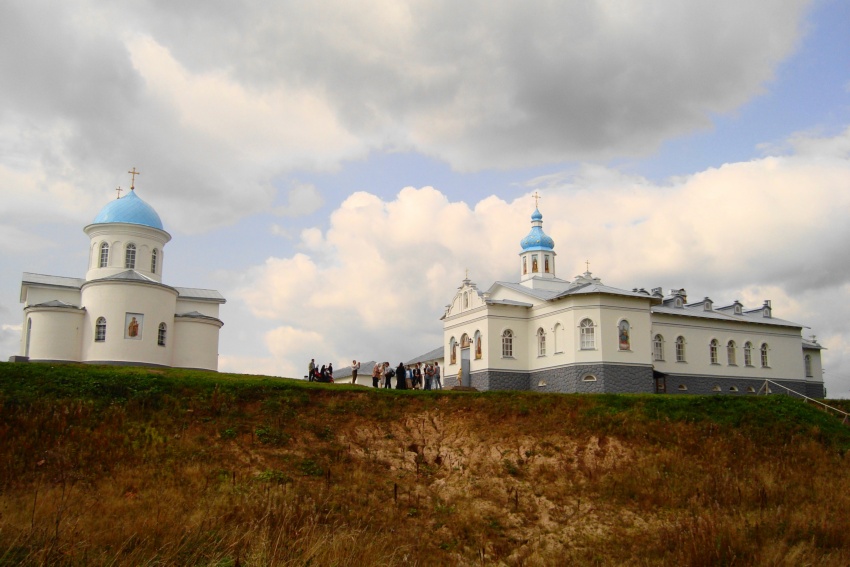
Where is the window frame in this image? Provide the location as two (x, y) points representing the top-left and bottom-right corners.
(151, 248), (158, 274)
(95, 317), (107, 342)
(727, 340), (737, 366)
(805, 354), (813, 377)
(675, 336), (686, 362)
(125, 243), (136, 269)
(99, 242), (109, 268)
(709, 339), (719, 364)
(579, 319), (595, 350)
(157, 323), (167, 347)
(501, 329), (514, 358)
(760, 343), (769, 368)
(653, 334), (664, 361)
(744, 342), (753, 367)
(537, 328), (546, 357)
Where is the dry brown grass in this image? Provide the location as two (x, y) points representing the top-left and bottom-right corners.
(1, 364), (850, 565)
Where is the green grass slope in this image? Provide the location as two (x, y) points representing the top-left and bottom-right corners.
(1, 362), (850, 566)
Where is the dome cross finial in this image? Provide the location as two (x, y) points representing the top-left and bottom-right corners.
(115, 186), (122, 200)
(128, 167), (140, 190)
(532, 190), (541, 209)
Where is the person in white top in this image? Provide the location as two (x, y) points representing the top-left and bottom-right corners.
(351, 360), (361, 384)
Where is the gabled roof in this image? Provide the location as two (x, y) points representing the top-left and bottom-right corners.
(406, 346), (444, 365)
(175, 311), (223, 324)
(552, 281), (658, 301)
(21, 273), (84, 302)
(335, 360), (378, 379)
(486, 298), (533, 307)
(98, 269), (159, 283)
(652, 304), (804, 328)
(174, 287), (227, 303)
(802, 338), (825, 350)
(489, 279), (657, 303)
(489, 281), (561, 301)
(28, 299), (83, 310)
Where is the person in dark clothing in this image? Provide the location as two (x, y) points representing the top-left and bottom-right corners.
(396, 362), (406, 389)
(327, 363), (334, 382)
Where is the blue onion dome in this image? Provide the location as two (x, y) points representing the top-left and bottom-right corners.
(92, 190), (164, 230)
(520, 208), (554, 251)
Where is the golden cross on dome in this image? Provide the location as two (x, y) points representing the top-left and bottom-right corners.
(115, 186), (123, 200)
(128, 167), (140, 190)
(585, 260), (591, 272)
(532, 191), (541, 209)
(465, 268), (469, 280)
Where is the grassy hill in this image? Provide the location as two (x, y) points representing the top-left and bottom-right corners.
(1, 362), (850, 566)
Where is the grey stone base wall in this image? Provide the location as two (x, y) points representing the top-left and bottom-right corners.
(470, 364), (654, 393)
(662, 374), (819, 398)
(806, 382), (826, 399)
(470, 371), (529, 391)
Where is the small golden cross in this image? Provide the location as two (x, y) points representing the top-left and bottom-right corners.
(128, 167), (140, 190)
(532, 191), (541, 209)
(585, 260), (590, 272)
(465, 268), (469, 280)
(115, 186), (122, 199)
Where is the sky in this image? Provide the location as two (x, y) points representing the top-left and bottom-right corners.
(1, 1), (849, 394)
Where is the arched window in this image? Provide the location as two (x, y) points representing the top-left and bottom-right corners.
(125, 243), (136, 269)
(579, 319), (595, 350)
(502, 330), (513, 357)
(461, 333), (470, 348)
(805, 354), (813, 377)
(450, 337), (457, 365)
(709, 339), (719, 364)
(653, 334), (664, 361)
(99, 242), (109, 268)
(474, 331), (482, 359)
(676, 336), (686, 362)
(544, 255), (550, 273)
(744, 342), (753, 366)
(760, 343), (769, 368)
(582, 374), (597, 382)
(531, 254), (538, 272)
(553, 323), (562, 354)
(727, 340), (737, 366)
(463, 292), (469, 309)
(619, 320), (631, 350)
(95, 317), (106, 342)
(522, 257), (527, 275)
(157, 323), (167, 346)
(151, 248), (158, 273)
(537, 328), (546, 356)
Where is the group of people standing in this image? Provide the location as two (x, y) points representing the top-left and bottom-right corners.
(307, 358), (334, 382)
(371, 361), (442, 390)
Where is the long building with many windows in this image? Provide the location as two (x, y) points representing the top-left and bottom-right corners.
(442, 207), (824, 396)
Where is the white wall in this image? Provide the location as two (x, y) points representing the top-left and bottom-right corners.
(172, 318), (222, 370)
(80, 280), (177, 365)
(84, 223), (171, 282)
(23, 308), (84, 361)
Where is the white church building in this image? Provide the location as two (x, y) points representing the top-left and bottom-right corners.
(442, 207), (825, 397)
(14, 177), (225, 371)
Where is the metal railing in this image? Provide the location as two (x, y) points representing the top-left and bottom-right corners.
(758, 379), (850, 424)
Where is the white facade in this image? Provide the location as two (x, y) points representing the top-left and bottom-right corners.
(16, 186), (225, 371)
(439, 208), (825, 397)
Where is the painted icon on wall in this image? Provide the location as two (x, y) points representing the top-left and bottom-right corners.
(618, 320), (630, 351)
(125, 313), (144, 340)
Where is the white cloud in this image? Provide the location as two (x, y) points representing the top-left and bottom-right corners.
(0, 1), (814, 239)
(274, 183), (325, 218)
(230, 127), (850, 394)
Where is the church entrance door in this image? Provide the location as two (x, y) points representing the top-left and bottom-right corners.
(461, 347), (471, 387)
